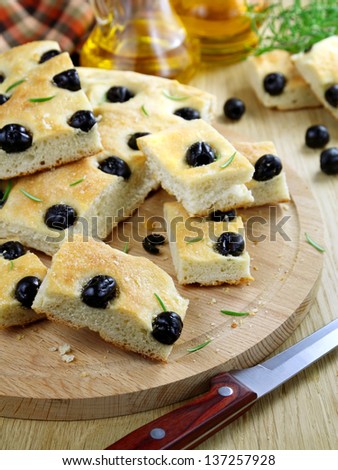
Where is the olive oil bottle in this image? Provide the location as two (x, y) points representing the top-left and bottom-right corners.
(80, 0), (199, 83)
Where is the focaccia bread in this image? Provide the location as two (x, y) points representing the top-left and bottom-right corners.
(0, 48), (102, 179)
(32, 235), (189, 361)
(138, 119), (254, 216)
(233, 141), (290, 207)
(247, 49), (320, 110)
(292, 36), (338, 120)
(164, 202), (252, 286)
(0, 107), (180, 255)
(78, 67), (216, 122)
(0, 238), (47, 328)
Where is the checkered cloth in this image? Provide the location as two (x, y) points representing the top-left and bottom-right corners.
(0, 0), (94, 53)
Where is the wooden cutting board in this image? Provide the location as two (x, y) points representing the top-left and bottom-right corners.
(0, 130), (324, 421)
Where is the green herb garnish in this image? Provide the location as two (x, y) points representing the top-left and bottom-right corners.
(154, 293), (167, 312)
(123, 241), (129, 253)
(162, 90), (189, 101)
(19, 189), (43, 202)
(69, 178), (84, 187)
(220, 309), (249, 317)
(249, 0), (338, 55)
(185, 236), (204, 244)
(5, 78), (26, 93)
(141, 104), (149, 116)
(0, 180), (13, 203)
(187, 338), (212, 353)
(305, 232), (325, 252)
(28, 95), (56, 103)
(220, 151), (236, 169)
(8, 260), (14, 271)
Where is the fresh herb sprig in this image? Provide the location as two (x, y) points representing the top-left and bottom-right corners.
(185, 236), (203, 244)
(69, 178), (84, 187)
(154, 293), (167, 312)
(220, 309), (249, 317)
(162, 90), (189, 101)
(187, 338), (212, 353)
(19, 189), (43, 202)
(220, 152), (236, 169)
(5, 78), (26, 93)
(28, 95), (56, 103)
(248, 0), (338, 55)
(0, 180), (13, 204)
(305, 232), (325, 252)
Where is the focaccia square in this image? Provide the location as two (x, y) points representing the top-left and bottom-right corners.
(32, 235), (189, 361)
(292, 35), (338, 120)
(0, 48), (102, 179)
(233, 141), (290, 207)
(0, 238), (47, 328)
(247, 49), (320, 110)
(138, 119), (254, 216)
(164, 201), (252, 286)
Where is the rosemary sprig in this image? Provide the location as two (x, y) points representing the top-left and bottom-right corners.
(220, 151), (236, 169)
(5, 78), (26, 93)
(154, 293), (167, 312)
(141, 104), (149, 116)
(162, 90), (189, 101)
(69, 178), (84, 187)
(19, 189), (43, 202)
(8, 260), (14, 271)
(123, 241), (129, 253)
(28, 95), (56, 103)
(305, 232), (325, 253)
(249, 0), (338, 55)
(187, 338), (212, 353)
(220, 309), (249, 317)
(185, 236), (203, 244)
(0, 180), (13, 203)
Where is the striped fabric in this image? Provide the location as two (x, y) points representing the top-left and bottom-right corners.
(0, 0), (94, 53)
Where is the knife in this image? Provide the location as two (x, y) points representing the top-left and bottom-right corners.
(105, 319), (338, 450)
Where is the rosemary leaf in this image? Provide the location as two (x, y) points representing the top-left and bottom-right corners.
(123, 241), (129, 253)
(69, 178), (84, 187)
(141, 104), (149, 116)
(187, 338), (212, 353)
(5, 78), (26, 93)
(8, 260), (14, 271)
(19, 189), (43, 202)
(28, 95), (56, 103)
(305, 232), (325, 253)
(0, 180), (13, 203)
(220, 309), (249, 317)
(185, 236), (203, 244)
(220, 151), (236, 169)
(154, 292), (167, 312)
(162, 90), (189, 101)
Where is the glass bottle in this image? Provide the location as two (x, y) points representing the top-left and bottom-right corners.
(80, 0), (200, 83)
(171, 0), (268, 64)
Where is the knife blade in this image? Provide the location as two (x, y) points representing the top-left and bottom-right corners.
(105, 319), (338, 450)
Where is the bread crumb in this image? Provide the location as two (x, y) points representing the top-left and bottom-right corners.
(58, 343), (71, 355)
(231, 320), (238, 329)
(61, 354), (75, 363)
(80, 372), (89, 378)
(253, 266), (259, 271)
(223, 287), (230, 293)
(48, 346), (58, 352)
(16, 334), (25, 340)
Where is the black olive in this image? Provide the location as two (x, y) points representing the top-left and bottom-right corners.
(0, 241), (26, 260)
(106, 86), (134, 103)
(185, 141), (216, 167)
(127, 132), (150, 150)
(223, 98), (246, 121)
(152, 311), (183, 345)
(0, 94), (9, 105)
(0, 124), (33, 153)
(53, 69), (81, 91)
(305, 125), (330, 149)
(320, 147), (338, 175)
(174, 107), (200, 121)
(44, 204), (77, 230)
(209, 209), (237, 222)
(0, 74), (5, 83)
(142, 234), (166, 254)
(68, 110), (96, 132)
(324, 85), (338, 108)
(81, 275), (118, 309)
(39, 49), (61, 64)
(98, 156), (131, 180)
(216, 232), (245, 257)
(15, 276), (41, 308)
(253, 154), (282, 181)
(263, 73), (286, 96)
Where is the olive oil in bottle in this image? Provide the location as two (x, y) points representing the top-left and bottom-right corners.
(80, 0), (199, 83)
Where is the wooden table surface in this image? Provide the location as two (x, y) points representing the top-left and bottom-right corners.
(1, 58), (337, 451)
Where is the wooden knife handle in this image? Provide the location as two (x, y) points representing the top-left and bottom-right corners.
(105, 373), (257, 450)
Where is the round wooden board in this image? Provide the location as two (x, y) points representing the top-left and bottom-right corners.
(0, 143), (324, 421)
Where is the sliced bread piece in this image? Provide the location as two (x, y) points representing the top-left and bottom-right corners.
(164, 201), (252, 285)
(0, 238), (47, 328)
(32, 234), (189, 361)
